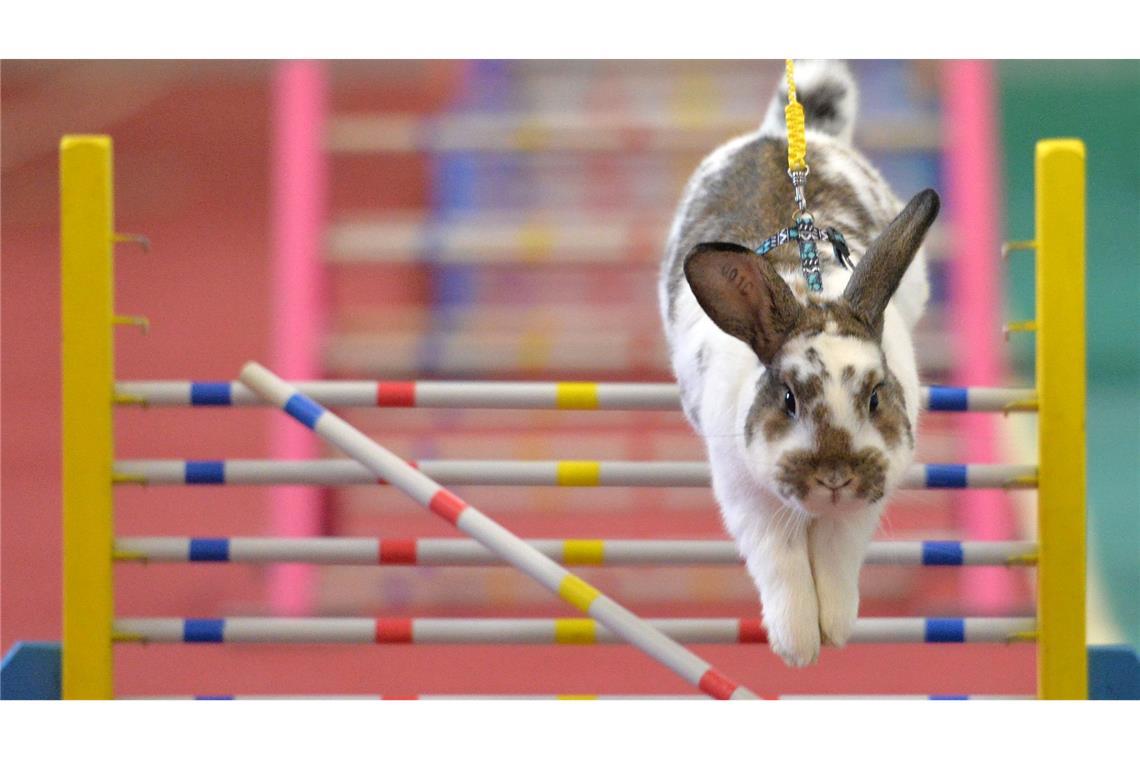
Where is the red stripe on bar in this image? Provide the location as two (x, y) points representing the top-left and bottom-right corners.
(374, 618), (414, 643)
(381, 695), (419, 700)
(428, 490), (468, 524)
(376, 382), (416, 407)
(698, 669), (739, 700)
(738, 619), (767, 643)
(379, 539), (418, 564)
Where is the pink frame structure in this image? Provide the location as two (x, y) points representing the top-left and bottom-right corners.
(267, 60), (329, 615)
(942, 60), (1017, 612)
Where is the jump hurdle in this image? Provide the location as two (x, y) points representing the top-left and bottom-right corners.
(137, 694), (1030, 700)
(115, 538), (1039, 566)
(112, 460), (1037, 488)
(113, 616), (1035, 645)
(60, 135), (1086, 699)
(115, 379), (1035, 411)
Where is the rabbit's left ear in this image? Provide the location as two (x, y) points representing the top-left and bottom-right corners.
(843, 189), (940, 333)
(684, 242), (803, 365)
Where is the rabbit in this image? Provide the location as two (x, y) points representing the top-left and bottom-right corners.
(658, 60), (939, 667)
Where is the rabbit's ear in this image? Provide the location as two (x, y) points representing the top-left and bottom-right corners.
(684, 242), (803, 365)
(843, 189), (940, 333)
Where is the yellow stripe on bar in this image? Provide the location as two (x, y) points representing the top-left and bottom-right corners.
(514, 120), (546, 152)
(556, 694), (599, 700)
(60, 135), (116, 699)
(1003, 396), (1039, 413)
(518, 329), (552, 372)
(518, 222), (554, 263)
(110, 631), (146, 643)
(556, 460), (601, 486)
(110, 550), (147, 562)
(112, 472), (149, 485)
(554, 619), (598, 644)
(558, 576), (602, 613)
(1035, 139), (1087, 700)
(555, 382), (599, 410)
(563, 540), (605, 565)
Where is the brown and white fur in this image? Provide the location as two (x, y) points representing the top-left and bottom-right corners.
(659, 60), (939, 667)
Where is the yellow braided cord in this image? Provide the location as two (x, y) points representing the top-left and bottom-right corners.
(784, 59), (807, 171)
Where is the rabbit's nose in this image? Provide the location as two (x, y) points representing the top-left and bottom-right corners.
(815, 467), (854, 491)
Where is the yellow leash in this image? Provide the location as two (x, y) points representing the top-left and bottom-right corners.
(750, 59), (852, 293)
(784, 59), (808, 173)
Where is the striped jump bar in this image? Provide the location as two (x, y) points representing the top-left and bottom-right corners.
(115, 380), (1035, 413)
(238, 361), (756, 700)
(113, 616), (1036, 645)
(114, 538), (1039, 567)
(132, 693), (1030, 700)
(113, 459), (1039, 489)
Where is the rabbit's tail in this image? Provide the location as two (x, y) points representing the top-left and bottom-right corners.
(760, 60), (858, 144)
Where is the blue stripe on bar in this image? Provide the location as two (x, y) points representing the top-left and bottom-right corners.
(183, 619), (225, 643)
(284, 393), (325, 429)
(185, 461), (225, 484)
(927, 385), (969, 411)
(922, 541), (964, 566)
(925, 464), (969, 489)
(195, 695), (235, 700)
(925, 618), (966, 643)
(189, 538), (230, 562)
(190, 382), (233, 406)
(929, 695), (969, 700)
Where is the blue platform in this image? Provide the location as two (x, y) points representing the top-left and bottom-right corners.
(1, 641), (61, 700)
(3, 640), (1136, 699)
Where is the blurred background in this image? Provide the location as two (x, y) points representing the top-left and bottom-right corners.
(2, 59), (1136, 697)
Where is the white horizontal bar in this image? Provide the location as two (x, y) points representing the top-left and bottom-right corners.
(113, 460), (1038, 489)
(324, 215), (950, 265)
(114, 380), (1035, 413)
(114, 537), (1038, 567)
(320, 325), (960, 376)
(325, 113), (941, 154)
(326, 215), (673, 265)
(114, 617), (1036, 645)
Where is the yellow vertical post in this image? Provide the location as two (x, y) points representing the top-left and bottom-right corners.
(1034, 139), (1087, 699)
(60, 135), (116, 699)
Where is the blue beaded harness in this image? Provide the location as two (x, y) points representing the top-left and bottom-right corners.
(754, 169), (853, 293)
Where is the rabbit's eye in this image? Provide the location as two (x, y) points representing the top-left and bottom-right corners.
(783, 385), (797, 417)
(869, 386), (881, 413)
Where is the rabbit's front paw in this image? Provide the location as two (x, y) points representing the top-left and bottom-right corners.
(766, 608), (821, 667)
(817, 583), (859, 647)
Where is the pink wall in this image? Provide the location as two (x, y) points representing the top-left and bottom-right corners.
(942, 60), (1019, 613)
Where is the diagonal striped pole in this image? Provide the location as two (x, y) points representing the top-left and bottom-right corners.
(239, 361), (757, 700)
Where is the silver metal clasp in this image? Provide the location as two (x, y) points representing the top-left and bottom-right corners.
(788, 166), (810, 211)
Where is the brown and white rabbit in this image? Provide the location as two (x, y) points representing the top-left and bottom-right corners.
(659, 60), (939, 667)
